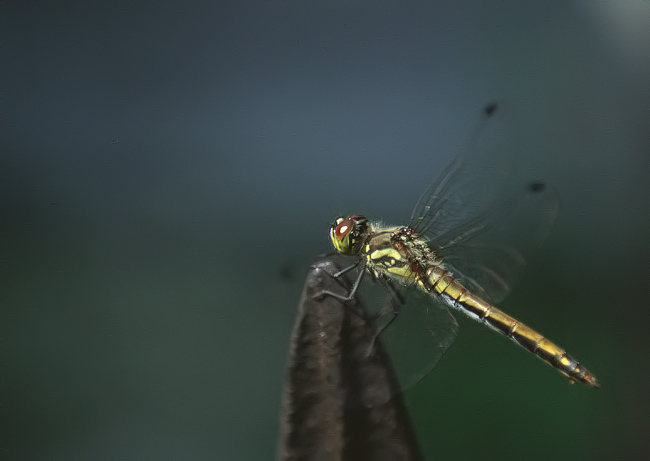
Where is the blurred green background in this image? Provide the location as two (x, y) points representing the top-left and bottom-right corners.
(2, 1), (649, 459)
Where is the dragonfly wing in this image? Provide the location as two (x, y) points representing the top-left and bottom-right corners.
(410, 102), (516, 239)
(437, 182), (559, 303)
(360, 279), (460, 390)
(408, 102), (559, 303)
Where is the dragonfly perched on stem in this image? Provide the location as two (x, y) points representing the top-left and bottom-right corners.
(318, 102), (599, 389)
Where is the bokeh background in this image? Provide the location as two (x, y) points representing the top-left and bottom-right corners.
(2, 1), (649, 459)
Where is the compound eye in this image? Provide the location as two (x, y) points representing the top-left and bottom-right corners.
(334, 217), (355, 239)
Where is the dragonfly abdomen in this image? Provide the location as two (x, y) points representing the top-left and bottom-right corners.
(424, 268), (600, 388)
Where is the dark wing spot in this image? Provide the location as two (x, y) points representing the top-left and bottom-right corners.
(484, 102), (498, 117)
(528, 181), (546, 193)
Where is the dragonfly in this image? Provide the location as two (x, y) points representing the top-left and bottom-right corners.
(322, 102), (599, 389)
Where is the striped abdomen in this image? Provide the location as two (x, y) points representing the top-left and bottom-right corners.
(422, 264), (599, 388)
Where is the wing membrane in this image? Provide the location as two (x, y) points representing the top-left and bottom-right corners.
(409, 102), (559, 303)
(437, 184), (559, 303)
(359, 276), (459, 391)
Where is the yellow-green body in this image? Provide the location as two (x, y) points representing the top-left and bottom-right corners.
(331, 215), (599, 388)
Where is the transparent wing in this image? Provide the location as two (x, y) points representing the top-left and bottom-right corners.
(409, 102), (559, 303)
(410, 102), (514, 238)
(437, 183), (558, 303)
(358, 275), (459, 391)
(338, 103), (558, 391)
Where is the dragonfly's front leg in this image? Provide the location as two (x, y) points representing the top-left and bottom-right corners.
(311, 260), (365, 302)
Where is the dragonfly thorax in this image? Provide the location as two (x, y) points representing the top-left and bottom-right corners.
(319, 102), (600, 388)
(329, 214), (370, 256)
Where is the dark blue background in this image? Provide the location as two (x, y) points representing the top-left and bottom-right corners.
(2, 1), (649, 459)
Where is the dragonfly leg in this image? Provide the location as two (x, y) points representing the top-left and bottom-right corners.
(366, 278), (404, 356)
(332, 261), (362, 278)
(310, 260), (360, 278)
(382, 278), (405, 314)
(311, 261), (365, 302)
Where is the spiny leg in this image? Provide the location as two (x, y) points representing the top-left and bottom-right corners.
(311, 260), (365, 302)
(365, 277), (405, 356)
(376, 277), (404, 333)
(312, 262), (406, 357)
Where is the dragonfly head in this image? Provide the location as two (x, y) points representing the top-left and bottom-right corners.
(329, 214), (369, 256)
